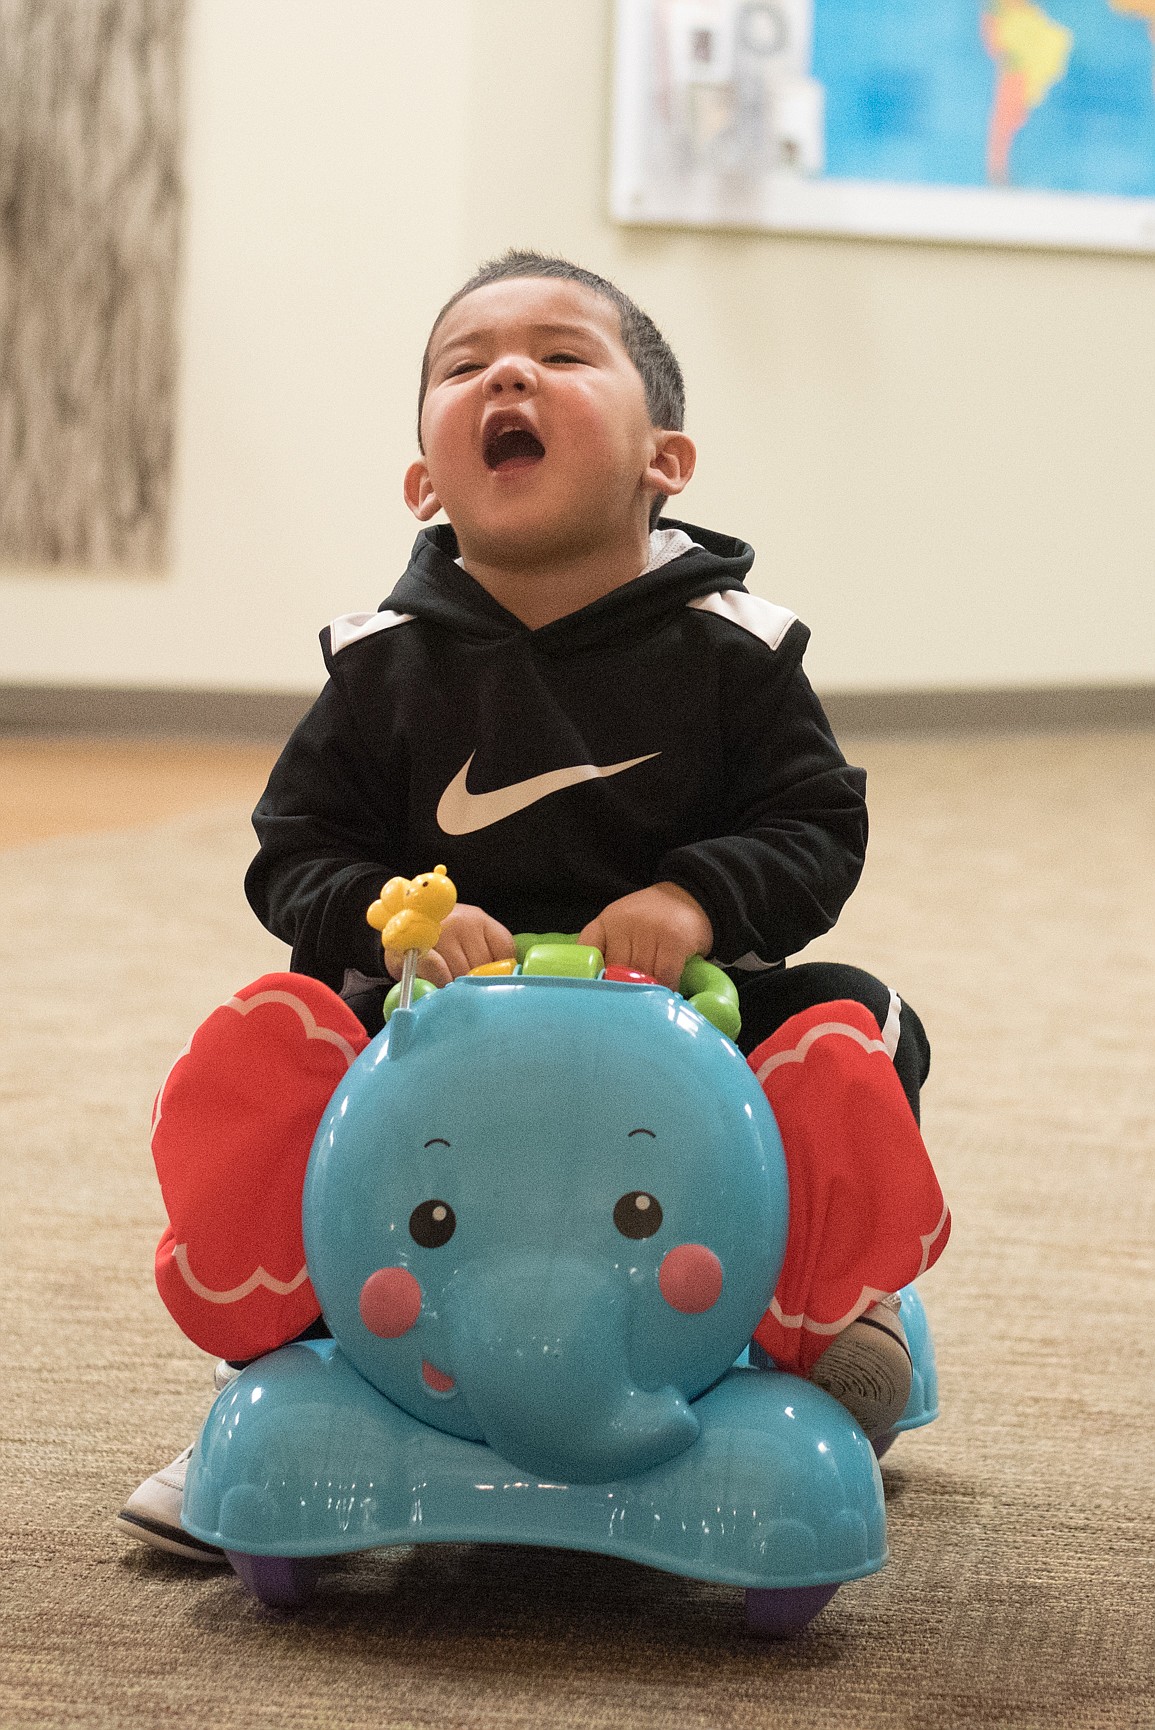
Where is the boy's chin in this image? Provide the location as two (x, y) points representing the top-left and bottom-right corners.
(451, 506), (646, 572)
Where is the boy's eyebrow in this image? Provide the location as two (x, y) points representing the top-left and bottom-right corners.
(431, 321), (614, 362)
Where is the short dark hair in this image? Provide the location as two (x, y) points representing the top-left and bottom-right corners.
(417, 249), (685, 449)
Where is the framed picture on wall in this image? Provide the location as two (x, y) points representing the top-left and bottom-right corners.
(0, 1), (186, 573)
(611, 0), (1155, 252)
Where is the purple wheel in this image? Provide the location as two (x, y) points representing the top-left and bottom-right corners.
(872, 1428), (898, 1461)
(225, 1550), (322, 1609)
(745, 1582), (841, 1638)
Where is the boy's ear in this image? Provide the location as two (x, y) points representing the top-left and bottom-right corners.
(404, 459), (442, 523)
(644, 431), (696, 501)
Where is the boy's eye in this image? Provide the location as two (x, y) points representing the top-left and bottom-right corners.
(544, 352), (583, 365)
(444, 361), (482, 379)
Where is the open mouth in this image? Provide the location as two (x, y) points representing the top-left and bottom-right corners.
(483, 424), (546, 471)
(421, 1359), (457, 1397)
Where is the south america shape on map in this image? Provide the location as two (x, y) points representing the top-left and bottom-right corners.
(811, 0), (1155, 197)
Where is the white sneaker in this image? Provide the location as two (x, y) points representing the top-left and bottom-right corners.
(115, 1444), (226, 1563)
(808, 1293), (913, 1440)
(116, 1363), (240, 1561)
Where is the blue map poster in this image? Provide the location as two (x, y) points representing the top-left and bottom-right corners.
(611, 1), (1155, 250)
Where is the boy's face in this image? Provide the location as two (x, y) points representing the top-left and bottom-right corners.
(406, 277), (693, 568)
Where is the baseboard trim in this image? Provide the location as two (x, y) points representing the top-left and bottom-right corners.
(0, 684), (318, 740)
(0, 680), (1152, 740)
(821, 683), (1155, 735)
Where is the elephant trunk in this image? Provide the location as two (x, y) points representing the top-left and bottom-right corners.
(446, 1256), (699, 1484)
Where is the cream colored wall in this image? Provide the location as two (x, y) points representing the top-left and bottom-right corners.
(0, 0), (473, 693)
(1, 0), (1152, 696)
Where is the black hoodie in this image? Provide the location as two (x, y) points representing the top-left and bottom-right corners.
(245, 520), (867, 992)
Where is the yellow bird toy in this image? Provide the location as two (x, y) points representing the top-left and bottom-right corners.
(366, 865), (458, 1011)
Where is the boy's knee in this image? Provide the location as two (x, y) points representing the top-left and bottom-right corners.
(341, 983), (387, 1038)
(735, 960), (929, 1121)
(780, 963), (928, 1078)
(893, 995), (931, 1088)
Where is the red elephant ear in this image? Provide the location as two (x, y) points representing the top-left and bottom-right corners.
(748, 1000), (950, 1375)
(151, 974), (370, 1360)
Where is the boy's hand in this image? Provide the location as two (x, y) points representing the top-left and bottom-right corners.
(580, 883), (713, 990)
(383, 902), (516, 988)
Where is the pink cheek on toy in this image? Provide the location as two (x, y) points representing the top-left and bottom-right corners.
(658, 1243), (724, 1314)
(359, 1266), (423, 1338)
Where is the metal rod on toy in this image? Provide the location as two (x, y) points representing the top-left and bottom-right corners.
(366, 865), (458, 1012)
(397, 948), (420, 1012)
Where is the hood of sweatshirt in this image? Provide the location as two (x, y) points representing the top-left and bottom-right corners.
(378, 519), (757, 656)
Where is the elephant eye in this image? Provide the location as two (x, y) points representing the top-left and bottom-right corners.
(613, 1191), (663, 1239)
(409, 1199), (456, 1248)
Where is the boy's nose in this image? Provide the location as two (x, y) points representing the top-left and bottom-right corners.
(484, 354), (537, 396)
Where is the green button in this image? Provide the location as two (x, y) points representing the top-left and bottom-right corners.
(514, 931), (579, 964)
(521, 942), (604, 979)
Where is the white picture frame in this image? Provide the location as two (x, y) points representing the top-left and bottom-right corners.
(610, 0), (1155, 253)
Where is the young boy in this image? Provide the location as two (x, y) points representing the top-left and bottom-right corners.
(118, 251), (931, 1561)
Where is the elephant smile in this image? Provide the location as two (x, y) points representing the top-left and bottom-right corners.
(421, 1359), (458, 1398)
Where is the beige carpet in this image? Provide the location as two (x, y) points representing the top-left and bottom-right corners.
(1, 731), (1152, 1729)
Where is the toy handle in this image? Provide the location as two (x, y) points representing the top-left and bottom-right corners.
(513, 933), (741, 1040)
(676, 953), (742, 1041)
(366, 874), (741, 1040)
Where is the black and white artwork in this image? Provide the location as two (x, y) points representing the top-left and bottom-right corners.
(0, 0), (186, 571)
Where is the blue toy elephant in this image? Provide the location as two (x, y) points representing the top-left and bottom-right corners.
(149, 953), (944, 1633)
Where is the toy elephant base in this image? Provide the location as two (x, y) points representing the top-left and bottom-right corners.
(744, 1279), (940, 1463)
(183, 1287), (937, 1637)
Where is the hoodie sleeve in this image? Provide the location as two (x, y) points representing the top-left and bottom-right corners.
(244, 676), (400, 992)
(655, 647), (867, 969)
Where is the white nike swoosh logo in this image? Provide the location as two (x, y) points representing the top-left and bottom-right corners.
(436, 751), (660, 836)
